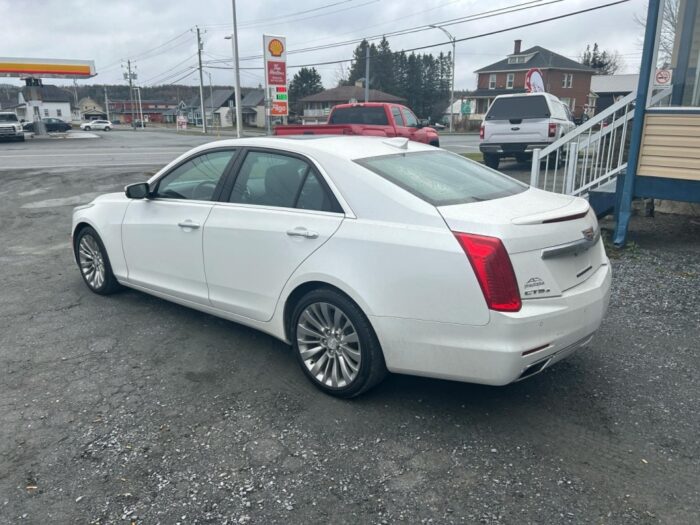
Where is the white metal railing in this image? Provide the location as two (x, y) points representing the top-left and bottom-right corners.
(530, 87), (672, 197)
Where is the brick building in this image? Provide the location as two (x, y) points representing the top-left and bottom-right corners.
(472, 40), (595, 118)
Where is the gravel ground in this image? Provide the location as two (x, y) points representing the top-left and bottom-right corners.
(0, 165), (698, 524)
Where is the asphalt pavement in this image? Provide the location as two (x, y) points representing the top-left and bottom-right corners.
(0, 132), (698, 524)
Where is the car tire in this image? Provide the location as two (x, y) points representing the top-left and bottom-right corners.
(291, 288), (387, 398)
(105, 127), (111, 131)
(84, 126), (91, 131)
(429, 140), (440, 148)
(73, 226), (122, 295)
(484, 153), (500, 170)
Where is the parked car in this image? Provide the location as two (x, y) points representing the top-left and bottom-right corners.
(81, 120), (112, 131)
(274, 103), (440, 147)
(133, 120), (147, 128)
(22, 117), (72, 133)
(0, 111), (24, 141)
(72, 136), (611, 397)
(479, 92), (576, 169)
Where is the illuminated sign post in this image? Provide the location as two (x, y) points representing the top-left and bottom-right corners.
(263, 35), (288, 132)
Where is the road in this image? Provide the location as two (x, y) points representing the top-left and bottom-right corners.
(1, 132), (698, 523)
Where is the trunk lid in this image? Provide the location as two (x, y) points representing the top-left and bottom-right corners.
(439, 188), (606, 299)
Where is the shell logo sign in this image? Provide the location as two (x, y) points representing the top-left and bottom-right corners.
(268, 39), (284, 58)
(0, 57), (96, 79)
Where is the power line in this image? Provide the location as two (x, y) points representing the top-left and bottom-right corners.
(202, 0), (379, 31)
(217, 0), (561, 63)
(203, 0), (629, 72)
(128, 29), (192, 61)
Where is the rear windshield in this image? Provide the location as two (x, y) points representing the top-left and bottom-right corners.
(485, 96), (550, 120)
(0, 113), (18, 122)
(355, 150), (527, 206)
(329, 106), (388, 125)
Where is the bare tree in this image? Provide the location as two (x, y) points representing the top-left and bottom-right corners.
(634, 0), (680, 66)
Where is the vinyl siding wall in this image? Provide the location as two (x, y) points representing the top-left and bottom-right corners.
(638, 113), (700, 181)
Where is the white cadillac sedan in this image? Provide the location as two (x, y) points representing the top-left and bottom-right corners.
(72, 136), (611, 397)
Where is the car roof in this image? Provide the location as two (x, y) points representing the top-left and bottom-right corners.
(190, 135), (434, 161)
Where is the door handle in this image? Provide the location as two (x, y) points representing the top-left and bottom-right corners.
(287, 228), (318, 239)
(178, 221), (200, 229)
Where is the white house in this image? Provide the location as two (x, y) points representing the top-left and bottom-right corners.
(14, 85), (73, 123)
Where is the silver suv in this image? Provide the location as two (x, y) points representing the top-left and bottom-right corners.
(0, 112), (25, 142)
(479, 93), (575, 170)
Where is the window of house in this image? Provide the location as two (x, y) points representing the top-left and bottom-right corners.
(489, 74), (497, 89)
(562, 73), (573, 88)
(506, 73), (514, 89)
(56, 109), (62, 117)
(43, 109), (49, 117)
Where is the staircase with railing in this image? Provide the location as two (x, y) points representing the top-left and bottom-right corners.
(529, 87), (671, 216)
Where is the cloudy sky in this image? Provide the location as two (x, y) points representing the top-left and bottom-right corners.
(1, 0), (648, 90)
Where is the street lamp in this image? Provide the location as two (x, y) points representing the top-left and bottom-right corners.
(225, 0), (243, 138)
(430, 25), (456, 133)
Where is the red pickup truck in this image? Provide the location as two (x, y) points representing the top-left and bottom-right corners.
(274, 102), (440, 147)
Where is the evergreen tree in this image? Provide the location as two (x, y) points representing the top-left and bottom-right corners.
(581, 43), (622, 75)
(288, 67), (323, 114)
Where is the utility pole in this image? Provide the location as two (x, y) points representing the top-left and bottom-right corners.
(104, 86), (110, 121)
(231, 0), (243, 137)
(430, 25), (456, 133)
(126, 59), (136, 130)
(196, 26), (207, 134)
(364, 44), (370, 102)
(206, 71), (214, 130)
(135, 87), (144, 128)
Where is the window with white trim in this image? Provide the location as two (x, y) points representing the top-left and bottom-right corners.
(506, 73), (514, 89)
(562, 73), (573, 88)
(488, 74), (496, 89)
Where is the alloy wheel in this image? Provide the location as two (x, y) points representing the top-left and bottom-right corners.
(296, 302), (362, 388)
(78, 234), (106, 290)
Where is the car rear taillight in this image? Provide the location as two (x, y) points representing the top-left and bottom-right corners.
(479, 123), (485, 140)
(548, 122), (557, 138)
(453, 232), (522, 312)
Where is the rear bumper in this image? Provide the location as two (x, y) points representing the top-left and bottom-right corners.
(371, 261), (612, 385)
(480, 142), (550, 155)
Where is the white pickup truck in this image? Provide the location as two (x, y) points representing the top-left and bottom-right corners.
(479, 93), (575, 170)
(0, 112), (25, 142)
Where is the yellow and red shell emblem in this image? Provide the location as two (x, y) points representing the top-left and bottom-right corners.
(268, 38), (284, 57)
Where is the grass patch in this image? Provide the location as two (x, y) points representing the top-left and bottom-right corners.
(461, 152), (483, 163)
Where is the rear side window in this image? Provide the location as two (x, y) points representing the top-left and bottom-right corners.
(356, 151), (527, 206)
(485, 96), (550, 120)
(229, 151), (341, 212)
(328, 106), (388, 125)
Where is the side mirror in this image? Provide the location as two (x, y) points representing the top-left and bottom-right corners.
(125, 182), (150, 199)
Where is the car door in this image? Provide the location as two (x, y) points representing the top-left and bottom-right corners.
(121, 148), (238, 304)
(203, 149), (344, 321)
(399, 107), (420, 140)
(390, 106), (409, 139)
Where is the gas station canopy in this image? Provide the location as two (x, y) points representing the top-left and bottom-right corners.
(0, 57), (96, 79)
